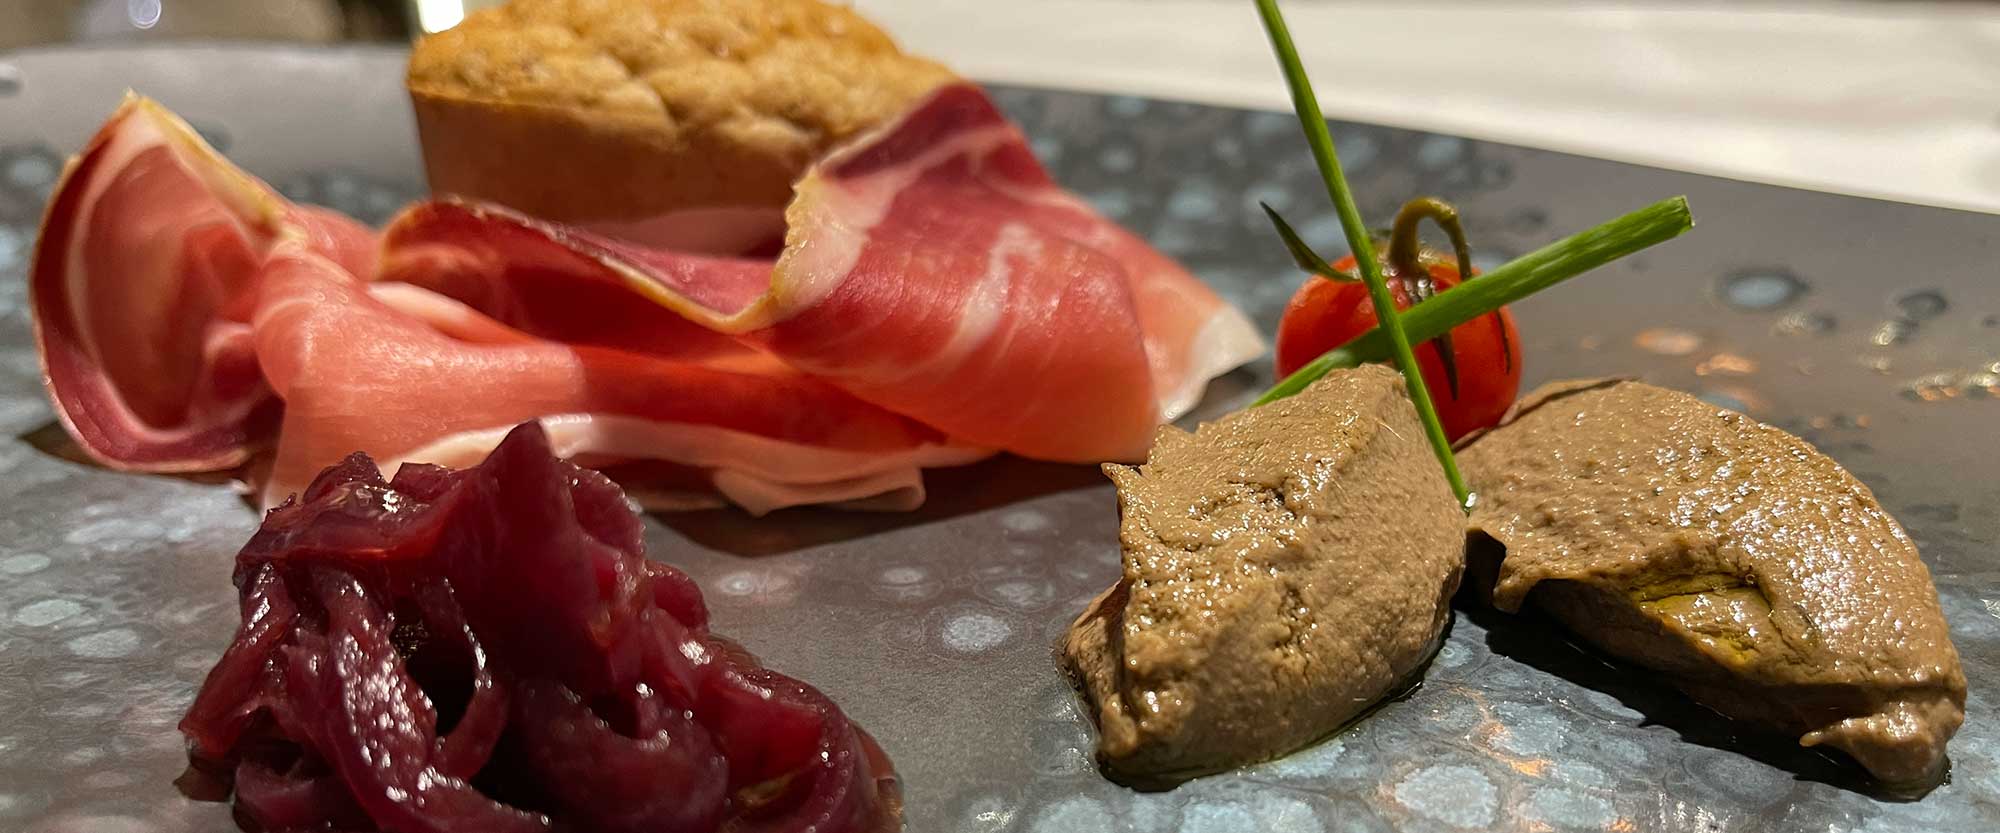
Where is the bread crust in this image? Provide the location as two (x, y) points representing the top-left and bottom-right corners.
(407, 0), (954, 222)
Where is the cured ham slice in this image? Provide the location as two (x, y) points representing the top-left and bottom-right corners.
(33, 97), (982, 512)
(385, 84), (1263, 462)
(795, 85), (1263, 438)
(29, 95), (372, 471)
(31, 86), (1261, 513)
(254, 249), (983, 512)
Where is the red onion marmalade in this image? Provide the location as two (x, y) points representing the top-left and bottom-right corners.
(178, 423), (898, 832)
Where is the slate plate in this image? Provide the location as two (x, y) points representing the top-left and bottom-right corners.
(0, 45), (1996, 833)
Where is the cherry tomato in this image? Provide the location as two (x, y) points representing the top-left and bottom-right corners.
(1274, 254), (1521, 442)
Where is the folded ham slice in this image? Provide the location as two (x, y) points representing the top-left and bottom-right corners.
(33, 97), (982, 512)
(30, 86), (1261, 513)
(29, 95), (373, 471)
(254, 247), (985, 513)
(385, 85), (1262, 462)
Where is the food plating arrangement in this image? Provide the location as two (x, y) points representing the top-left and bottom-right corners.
(2, 1), (1995, 831)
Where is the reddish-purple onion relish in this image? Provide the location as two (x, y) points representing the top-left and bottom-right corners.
(179, 423), (898, 833)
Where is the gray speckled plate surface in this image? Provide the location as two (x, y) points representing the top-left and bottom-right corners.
(1, 45), (1997, 833)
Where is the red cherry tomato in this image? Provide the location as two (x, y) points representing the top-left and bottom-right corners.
(1274, 255), (1521, 442)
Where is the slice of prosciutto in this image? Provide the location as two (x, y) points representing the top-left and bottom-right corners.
(30, 85), (1261, 513)
(29, 94), (373, 472)
(33, 97), (981, 513)
(253, 247), (984, 513)
(384, 84), (1263, 462)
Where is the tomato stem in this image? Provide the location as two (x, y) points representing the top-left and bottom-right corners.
(1254, 0), (1470, 508)
(1387, 197), (1475, 397)
(1255, 196), (1695, 407)
(1387, 197), (1472, 284)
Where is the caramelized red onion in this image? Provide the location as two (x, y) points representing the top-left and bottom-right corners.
(178, 423), (897, 832)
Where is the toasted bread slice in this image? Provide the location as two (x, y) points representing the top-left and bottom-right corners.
(407, 0), (954, 227)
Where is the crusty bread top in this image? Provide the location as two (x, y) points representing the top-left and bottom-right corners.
(408, 0), (954, 159)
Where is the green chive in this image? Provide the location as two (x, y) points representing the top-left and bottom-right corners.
(1254, 0), (1469, 507)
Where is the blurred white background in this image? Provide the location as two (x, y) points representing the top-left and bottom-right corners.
(853, 0), (2000, 214)
(3, 0), (1997, 213)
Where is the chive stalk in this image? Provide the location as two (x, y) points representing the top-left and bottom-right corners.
(1254, 196), (1693, 405)
(1253, 0), (1469, 506)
